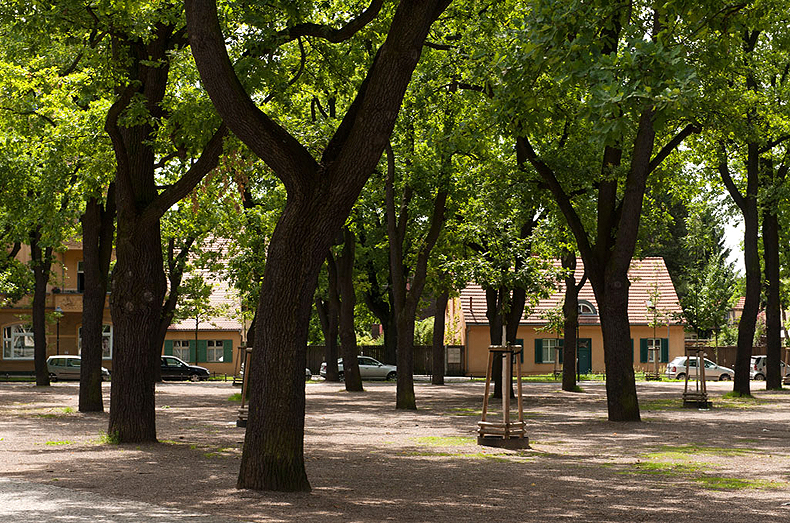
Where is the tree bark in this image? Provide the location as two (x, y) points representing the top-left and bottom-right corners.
(79, 187), (116, 411)
(720, 143), (759, 396)
(29, 229), (52, 387)
(337, 227), (363, 391)
(561, 251), (585, 392)
(187, 0), (450, 490)
(105, 23), (227, 443)
(762, 204), (781, 390)
(315, 256), (340, 382)
(386, 146), (448, 409)
(431, 288), (449, 385)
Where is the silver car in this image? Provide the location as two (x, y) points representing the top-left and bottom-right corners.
(750, 355), (788, 380)
(47, 355), (111, 381)
(320, 356), (396, 381)
(665, 356), (733, 381)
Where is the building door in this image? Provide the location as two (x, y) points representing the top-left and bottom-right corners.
(577, 338), (592, 375)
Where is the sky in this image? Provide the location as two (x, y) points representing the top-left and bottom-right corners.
(724, 216), (745, 275)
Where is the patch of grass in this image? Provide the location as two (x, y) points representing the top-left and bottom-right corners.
(35, 406), (76, 418)
(695, 476), (785, 490)
(645, 444), (756, 459)
(625, 461), (708, 475)
(45, 440), (74, 446)
(227, 393), (242, 403)
(640, 399), (683, 411)
(97, 431), (120, 445)
(414, 436), (476, 447)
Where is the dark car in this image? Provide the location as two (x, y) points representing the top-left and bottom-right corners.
(160, 355), (210, 381)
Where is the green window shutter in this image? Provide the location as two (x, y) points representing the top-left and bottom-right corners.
(558, 339), (564, 364)
(639, 339), (648, 363)
(164, 340), (173, 356)
(630, 339), (634, 364)
(661, 338), (669, 363)
(223, 340), (233, 363)
(189, 340), (196, 363)
(534, 339), (543, 364)
(197, 340), (208, 363)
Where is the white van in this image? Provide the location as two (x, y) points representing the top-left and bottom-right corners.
(46, 355), (111, 381)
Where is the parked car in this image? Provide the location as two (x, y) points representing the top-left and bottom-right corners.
(320, 356), (397, 381)
(665, 356), (734, 381)
(47, 355), (111, 381)
(160, 356), (210, 381)
(750, 355), (788, 380)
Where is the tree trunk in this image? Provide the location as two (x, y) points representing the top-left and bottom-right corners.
(763, 200), (782, 390)
(188, 0), (451, 491)
(238, 201), (333, 492)
(315, 256), (339, 381)
(108, 217), (166, 442)
(79, 189), (115, 412)
(337, 228), (362, 391)
(29, 230), (51, 387)
(596, 275), (640, 421)
(561, 252), (583, 392)
(431, 289), (449, 385)
(486, 287), (504, 399)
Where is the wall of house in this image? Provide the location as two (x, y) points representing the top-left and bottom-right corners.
(465, 324), (686, 377)
(162, 331), (241, 376)
(0, 307), (113, 373)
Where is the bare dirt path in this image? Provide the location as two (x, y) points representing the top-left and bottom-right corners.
(1, 379), (789, 522)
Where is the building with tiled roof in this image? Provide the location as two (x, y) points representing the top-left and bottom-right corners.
(1, 238), (244, 378)
(448, 257), (686, 376)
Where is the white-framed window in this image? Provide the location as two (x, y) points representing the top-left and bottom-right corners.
(78, 325), (113, 359)
(542, 338), (559, 363)
(578, 300), (597, 315)
(172, 340), (190, 362)
(646, 338), (661, 363)
(206, 340), (224, 362)
(2, 324), (34, 359)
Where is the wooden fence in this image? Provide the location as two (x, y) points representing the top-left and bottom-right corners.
(307, 345), (466, 376)
(684, 340), (766, 368)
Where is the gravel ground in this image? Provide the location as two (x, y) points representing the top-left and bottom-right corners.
(1, 379), (790, 522)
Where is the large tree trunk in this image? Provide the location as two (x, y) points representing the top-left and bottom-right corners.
(188, 0), (450, 491)
(29, 230), (52, 387)
(337, 228), (362, 391)
(315, 256), (340, 381)
(595, 274), (640, 421)
(239, 202), (333, 492)
(763, 196), (782, 390)
(431, 288), (449, 385)
(79, 189), (115, 412)
(720, 142), (760, 396)
(561, 251), (584, 392)
(109, 216), (167, 442)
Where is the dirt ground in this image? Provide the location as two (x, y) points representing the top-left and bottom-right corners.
(1, 378), (790, 522)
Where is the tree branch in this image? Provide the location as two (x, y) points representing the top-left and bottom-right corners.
(246, 0), (385, 58)
(516, 135), (594, 263)
(144, 124), (228, 224)
(186, 0), (319, 193)
(647, 122), (701, 174)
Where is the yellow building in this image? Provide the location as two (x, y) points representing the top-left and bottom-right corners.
(448, 257), (685, 377)
(1, 241), (242, 377)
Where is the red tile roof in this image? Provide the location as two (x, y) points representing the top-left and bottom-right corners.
(459, 257), (683, 326)
(168, 237), (243, 333)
